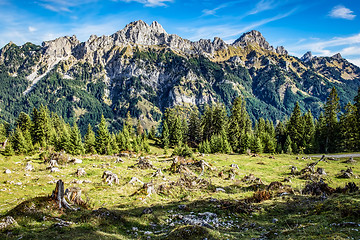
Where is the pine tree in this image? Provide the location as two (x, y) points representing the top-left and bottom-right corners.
(84, 124), (97, 154)
(228, 96), (252, 153)
(136, 121), (143, 136)
(188, 109), (202, 146)
(284, 135), (293, 154)
(12, 126), (28, 154)
(172, 116), (183, 146)
(324, 87), (340, 153)
(354, 87), (360, 151)
(110, 132), (119, 154)
(96, 115), (111, 155)
(275, 121), (286, 153)
(339, 103), (357, 152)
(69, 123), (84, 155)
(4, 140), (14, 156)
(286, 102), (304, 153)
(162, 120), (170, 148)
(314, 113), (326, 153)
(148, 126), (156, 140)
(303, 110), (315, 153)
(250, 136), (263, 154)
(201, 105), (214, 141)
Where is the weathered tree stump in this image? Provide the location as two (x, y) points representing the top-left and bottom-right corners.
(102, 171), (119, 185)
(51, 180), (74, 210)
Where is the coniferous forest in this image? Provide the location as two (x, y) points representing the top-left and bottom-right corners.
(2, 86), (359, 156)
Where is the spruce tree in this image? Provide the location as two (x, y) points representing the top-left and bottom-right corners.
(339, 103), (357, 152)
(275, 122), (286, 153)
(96, 115), (111, 155)
(354, 87), (360, 151)
(284, 135), (293, 154)
(228, 96), (252, 153)
(84, 124), (97, 154)
(303, 110), (315, 153)
(69, 123), (84, 155)
(162, 120), (170, 148)
(188, 109), (202, 146)
(12, 126), (28, 154)
(324, 87), (340, 153)
(286, 102), (304, 153)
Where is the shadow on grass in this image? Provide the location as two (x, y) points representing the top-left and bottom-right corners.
(1, 190), (360, 240)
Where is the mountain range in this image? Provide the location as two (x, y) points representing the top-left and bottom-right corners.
(0, 20), (359, 132)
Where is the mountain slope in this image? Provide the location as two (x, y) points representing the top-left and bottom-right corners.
(0, 20), (359, 132)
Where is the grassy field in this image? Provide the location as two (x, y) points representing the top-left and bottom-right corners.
(0, 143), (359, 239)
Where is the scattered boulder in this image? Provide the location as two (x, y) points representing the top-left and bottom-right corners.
(129, 177), (144, 185)
(72, 158), (82, 164)
(50, 167), (60, 173)
(0, 216), (17, 230)
(114, 157), (124, 163)
(230, 164), (239, 169)
(152, 168), (163, 177)
(4, 169), (11, 174)
(47, 160), (58, 169)
(119, 152), (130, 158)
(76, 168), (86, 177)
(25, 162), (34, 171)
(102, 171), (119, 185)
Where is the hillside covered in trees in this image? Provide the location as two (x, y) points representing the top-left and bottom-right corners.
(1, 86), (359, 156)
(1, 21), (360, 134)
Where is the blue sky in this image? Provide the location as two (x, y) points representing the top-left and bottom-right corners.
(1, 0), (360, 66)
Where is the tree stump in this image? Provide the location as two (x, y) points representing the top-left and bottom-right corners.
(51, 180), (74, 210)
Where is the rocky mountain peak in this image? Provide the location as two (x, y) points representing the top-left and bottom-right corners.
(301, 51), (313, 63)
(276, 46), (288, 55)
(150, 21), (167, 34)
(332, 53), (342, 59)
(42, 35), (79, 58)
(232, 30), (273, 51)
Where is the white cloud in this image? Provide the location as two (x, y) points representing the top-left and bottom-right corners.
(202, 1), (246, 16)
(121, 0), (173, 7)
(249, 0), (275, 15)
(181, 9), (296, 42)
(28, 26), (37, 32)
(329, 5), (356, 20)
(348, 58), (360, 67)
(38, 0), (97, 12)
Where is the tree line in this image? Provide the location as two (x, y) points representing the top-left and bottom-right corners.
(0, 107), (151, 156)
(1, 86), (359, 156)
(161, 86), (360, 155)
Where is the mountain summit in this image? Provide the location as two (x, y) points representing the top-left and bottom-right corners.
(0, 20), (359, 131)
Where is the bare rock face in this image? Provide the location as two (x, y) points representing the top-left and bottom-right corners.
(332, 53), (342, 59)
(301, 51), (313, 63)
(42, 35), (79, 59)
(232, 30), (274, 52)
(276, 46), (288, 55)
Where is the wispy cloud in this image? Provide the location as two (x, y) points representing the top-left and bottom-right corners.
(121, 0), (173, 7)
(249, 0), (276, 15)
(37, 0), (97, 12)
(28, 26), (37, 32)
(202, 1), (246, 16)
(182, 8), (296, 42)
(291, 33), (360, 56)
(329, 5), (356, 20)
